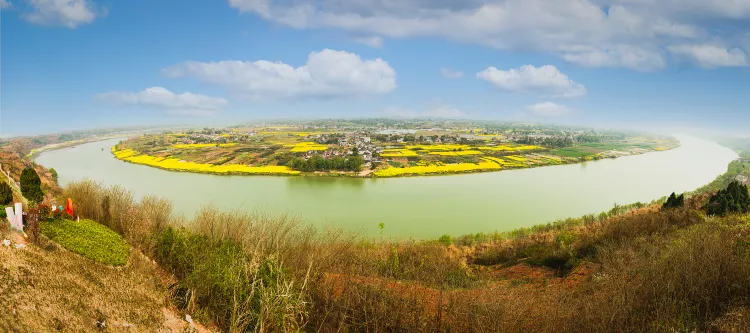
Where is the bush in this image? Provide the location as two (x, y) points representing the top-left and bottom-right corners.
(41, 219), (129, 266)
(706, 181), (750, 216)
(25, 207), (41, 244)
(0, 182), (13, 206)
(20, 167), (44, 203)
(438, 234), (453, 246)
(662, 192), (684, 209)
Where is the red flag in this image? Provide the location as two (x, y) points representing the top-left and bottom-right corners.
(65, 198), (74, 217)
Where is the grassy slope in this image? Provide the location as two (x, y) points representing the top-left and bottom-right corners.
(0, 238), (168, 332)
(41, 219), (129, 266)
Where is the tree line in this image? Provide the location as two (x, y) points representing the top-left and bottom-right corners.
(288, 155), (364, 172)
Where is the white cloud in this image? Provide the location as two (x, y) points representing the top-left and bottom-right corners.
(525, 102), (572, 118)
(668, 44), (747, 68)
(164, 49), (396, 100)
(382, 106), (466, 119)
(440, 67), (464, 79)
(353, 36), (383, 48)
(96, 87), (228, 116)
(228, 0), (750, 71)
(0, 0), (11, 9)
(477, 65), (586, 98)
(24, 0), (101, 28)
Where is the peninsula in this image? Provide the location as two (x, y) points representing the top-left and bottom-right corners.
(111, 119), (679, 177)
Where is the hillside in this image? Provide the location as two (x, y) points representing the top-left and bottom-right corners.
(0, 224), (213, 332)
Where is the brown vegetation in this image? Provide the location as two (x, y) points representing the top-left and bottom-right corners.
(3, 175), (750, 332)
(55, 180), (750, 332)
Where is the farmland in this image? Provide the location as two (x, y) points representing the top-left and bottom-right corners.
(110, 120), (679, 178)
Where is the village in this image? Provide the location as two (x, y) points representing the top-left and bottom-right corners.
(112, 120), (678, 177)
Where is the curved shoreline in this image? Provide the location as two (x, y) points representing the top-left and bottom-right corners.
(110, 144), (679, 179)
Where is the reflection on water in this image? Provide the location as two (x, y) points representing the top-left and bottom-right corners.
(286, 175), (366, 190)
(35, 135), (738, 239)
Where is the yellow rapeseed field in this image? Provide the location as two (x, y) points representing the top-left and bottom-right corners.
(481, 157), (527, 168)
(478, 145), (543, 152)
(428, 151), (483, 156)
(172, 143), (237, 149)
(505, 155), (528, 162)
(112, 148), (300, 175)
(404, 144), (472, 151)
(285, 142), (329, 152)
(380, 149), (419, 157)
(373, 161), (500, 177)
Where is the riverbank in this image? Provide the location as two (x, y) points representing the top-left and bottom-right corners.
(110, 141), (679, 178)
(36, 136), (735, 239)
(27, 134), (133, 159)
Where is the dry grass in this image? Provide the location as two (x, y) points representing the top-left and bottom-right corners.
(36, 180), (750, 332)
(0, 237), (170, 332)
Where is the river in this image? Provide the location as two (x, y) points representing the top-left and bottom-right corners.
(35, 136), (737, 239)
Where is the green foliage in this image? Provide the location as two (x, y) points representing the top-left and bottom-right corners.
(0, 182), (13, 206)
(20, 167), (44, 203)
(289, 155), (363, 172)
(49, 168), (58, 182)
(41, 219), (129, 266)
(154, 226), (306, 331)
(706, 181), (750, 216)
(695, 160), (750, 194)
(438, 234), (453, 246)
(662, 192), (685, 209)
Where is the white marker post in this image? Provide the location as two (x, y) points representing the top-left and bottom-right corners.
(5, 203), (23, 231)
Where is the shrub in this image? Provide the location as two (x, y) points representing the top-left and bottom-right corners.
(20, 167), (44, 203)
(662, 192), (684, 209)
(706, 181), (750, 216)
(0, 182), (13, 206)
(49, 168), (58, 182)
(37, 204), (52, 221)
(25, 207), (41, 244)
(438, 234), (453, 246)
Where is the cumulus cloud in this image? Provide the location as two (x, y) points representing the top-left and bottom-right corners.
(0, 0), (11, 9)
(164, 49), (396, 100)
(525, 102), (572, 118)
(440, 67), (464, 79)
(668, 44), (747, 68)
(228, 0), (750, 71)
(382, 106), (466, 119)
(96, 87), (228, 116)
(477, 65), (586, 98)
(24, 0), (102, 28)
(353, 36), (383, 48)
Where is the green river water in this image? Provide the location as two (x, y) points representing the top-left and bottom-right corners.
(35, 136), (737, 239)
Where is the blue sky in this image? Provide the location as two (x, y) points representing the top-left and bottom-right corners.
(2, 0), (750, 136)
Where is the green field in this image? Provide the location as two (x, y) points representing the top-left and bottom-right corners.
(549, 148), (595, 158)
(41, 219), (129, 266)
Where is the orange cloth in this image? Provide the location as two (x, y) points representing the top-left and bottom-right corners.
(65, 198), (74, 217)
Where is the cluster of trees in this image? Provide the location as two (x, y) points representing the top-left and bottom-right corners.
(662, 192), (685, 209)
(706, 181), (750, 216)
(21, 167), (44, 203)
(516, 137), (574, 148)
(288, 155), (364, 172)
(0, 182), (13, 206)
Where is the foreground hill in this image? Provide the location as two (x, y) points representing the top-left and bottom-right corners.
(3, 156), (750, 332)
(0, 225), (213, 332)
